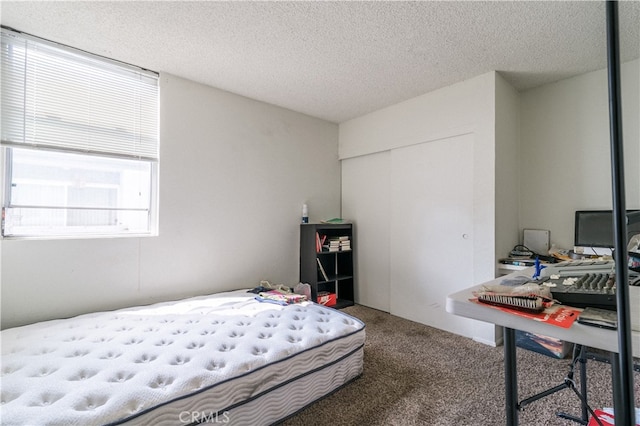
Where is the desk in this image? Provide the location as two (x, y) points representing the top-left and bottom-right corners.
(497, 263), (529, 277)
(445, 273), (640, 425)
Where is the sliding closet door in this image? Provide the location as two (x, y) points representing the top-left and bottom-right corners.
(390, 134), (476, 335)
(342, 151), (391, 312)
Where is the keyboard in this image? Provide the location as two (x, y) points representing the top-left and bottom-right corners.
(541, 259), (615, 277)
(547, 273), (617, 310)
(537, 260), (640, 325)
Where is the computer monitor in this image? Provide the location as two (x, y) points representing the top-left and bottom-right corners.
(574, 210), (640, 248)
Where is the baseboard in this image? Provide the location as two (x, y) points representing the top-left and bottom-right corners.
(473, 336), (502, 347)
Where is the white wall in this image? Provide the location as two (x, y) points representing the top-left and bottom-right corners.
(519, 59), (640, 249)
(495, 72), (521, 266)
(339, 72), (499, 290)
(341, 151), (390, 311)
(340, 71), (501, 345)
(1, 73), (340, 329)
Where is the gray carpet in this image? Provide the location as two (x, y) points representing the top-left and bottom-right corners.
(282, 304), (640, 426)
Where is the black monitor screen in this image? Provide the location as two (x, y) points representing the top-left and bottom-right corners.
(574, 210), (640, 248)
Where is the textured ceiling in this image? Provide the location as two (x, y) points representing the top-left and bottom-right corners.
(1, 1), (639, 123)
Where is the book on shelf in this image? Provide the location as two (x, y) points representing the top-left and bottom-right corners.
(325, 236), (351, 251)
(316, 258), (329, 281)
(315, 232), (327, 253)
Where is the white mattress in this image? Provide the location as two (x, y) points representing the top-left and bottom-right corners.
(1, 290), (365, 426)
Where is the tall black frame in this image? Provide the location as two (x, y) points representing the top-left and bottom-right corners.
(605, 1), (635, 425)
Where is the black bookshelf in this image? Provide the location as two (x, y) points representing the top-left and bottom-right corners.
(300, 223), (354, 309)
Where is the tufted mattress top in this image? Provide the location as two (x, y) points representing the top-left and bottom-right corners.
(1, 290), (365, 425)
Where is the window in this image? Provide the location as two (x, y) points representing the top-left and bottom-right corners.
(1, 28), (159, 238)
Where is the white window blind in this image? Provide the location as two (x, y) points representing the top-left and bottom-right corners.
(1, 28), (159, 238)
(1, 28), (159, 160)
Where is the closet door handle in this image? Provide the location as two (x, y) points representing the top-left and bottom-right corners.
(462, 234), (470, 240)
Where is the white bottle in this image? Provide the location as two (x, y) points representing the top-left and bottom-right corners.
(302, 204), (309, 223)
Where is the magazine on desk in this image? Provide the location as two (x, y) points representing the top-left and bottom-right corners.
(470, 298), (581, 328)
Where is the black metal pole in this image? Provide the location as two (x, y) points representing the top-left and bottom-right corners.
(504, 327), (518, 426)
(579, 346), (589, 422)
(604, 2), (635, 425)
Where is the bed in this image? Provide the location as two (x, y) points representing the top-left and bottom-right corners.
(0, 289), (365, 425)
